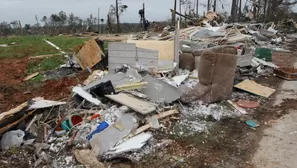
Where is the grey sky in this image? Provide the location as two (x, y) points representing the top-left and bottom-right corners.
(0, 0), (231, 25)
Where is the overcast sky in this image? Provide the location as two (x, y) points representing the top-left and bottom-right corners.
(0, 0), (231, 25)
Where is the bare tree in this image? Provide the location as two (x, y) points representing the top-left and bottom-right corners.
(108, 1), (128, 33)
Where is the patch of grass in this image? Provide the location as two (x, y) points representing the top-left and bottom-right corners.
(0, 35), (89, 59)
(26, 56), (65, 74)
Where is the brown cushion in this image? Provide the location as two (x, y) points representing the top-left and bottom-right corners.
(179, 53), (195, 71)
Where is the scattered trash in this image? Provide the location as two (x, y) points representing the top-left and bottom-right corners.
(237, 100), (260, 108)
(1, 14), (296, 167)
(106, 133), (153, 155)
(274, 67), (297, 80)
(1, 130), (25, 151)
(245, 120), (259, 128)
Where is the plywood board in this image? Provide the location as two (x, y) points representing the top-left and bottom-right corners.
(105, 93), (156, 115)
(74, 40), (103, 70)
(127, 40), (174, 60)
(234, 79), (276, 98)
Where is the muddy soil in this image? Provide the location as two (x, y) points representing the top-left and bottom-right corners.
(0, 57), (88, 112)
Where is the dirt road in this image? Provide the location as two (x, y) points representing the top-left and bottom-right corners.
(252, 63), (297, 168)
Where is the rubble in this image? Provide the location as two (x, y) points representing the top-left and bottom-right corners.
(1, 15), (296, 167)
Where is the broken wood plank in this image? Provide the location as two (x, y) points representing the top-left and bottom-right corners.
(23, 72), (40, 81)
(0, 102), (28, 121)
(74, 39), (103, 70)
(105, 93), (156, 115)
(115, 82), (148, 92)
(0, 110), (34, 134)
(234, 79), (276, 98)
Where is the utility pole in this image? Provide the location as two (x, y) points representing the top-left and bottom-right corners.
(196, 0), (199, 17)
(116, 0), (120, 33)
(172, 0), (177, 26)
(213, 0), (217, 12)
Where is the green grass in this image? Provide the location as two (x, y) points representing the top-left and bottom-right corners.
(0, 35), (89, 58)
(26, 56), (65, 74)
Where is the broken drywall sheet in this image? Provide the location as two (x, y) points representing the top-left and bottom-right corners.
(89, 113), (138, 155)
(108, 42), (137, 73)
(106, 133), (152, 155)
(72, 86), (102, 105)
(137, 48), (158, 67)
(141, 75), (181, 103)
(105, 93), (156, 115)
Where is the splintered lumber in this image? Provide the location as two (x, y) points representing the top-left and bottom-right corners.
(105, 93), (156, 115)
(234, 79), (276, 98)
(0, 102), (28, 121)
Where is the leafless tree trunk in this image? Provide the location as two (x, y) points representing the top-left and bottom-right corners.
(172, 0), (177, 26)
(207, 0), (211, 11)
(231, 0), (237, 21)
(116, 0), (120, 33)
(213, 0), (217, 12)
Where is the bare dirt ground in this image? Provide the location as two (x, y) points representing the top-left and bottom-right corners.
(0, 57), (89, 112)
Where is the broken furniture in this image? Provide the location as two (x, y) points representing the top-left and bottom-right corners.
(180, 46), (238, 104)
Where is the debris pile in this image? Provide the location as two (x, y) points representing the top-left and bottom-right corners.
(1, 20), (295, 167)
